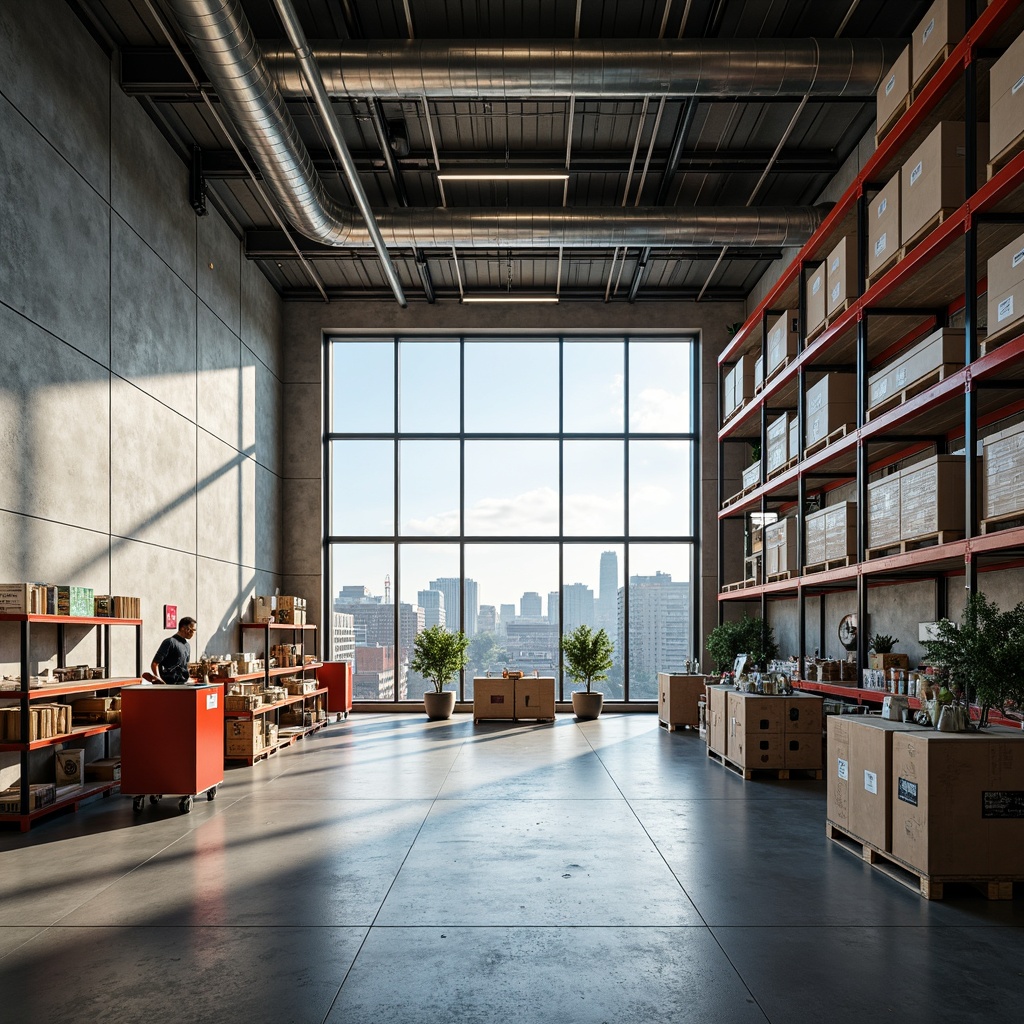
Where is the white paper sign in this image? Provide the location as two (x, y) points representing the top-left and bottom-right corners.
(864, 769), (878, 795)
(838, 757), (849, 781)
(206, 691), (218, 710)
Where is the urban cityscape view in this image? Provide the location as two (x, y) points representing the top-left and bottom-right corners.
(332, 550), (691, 702)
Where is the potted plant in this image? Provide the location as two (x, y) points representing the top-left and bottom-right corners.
(561, 624), (614, 720)
(868, 633), (908, 672)
(923, 591), (1024, 727)
(409, 625), (469, 720)
(705, 614), (778, 672)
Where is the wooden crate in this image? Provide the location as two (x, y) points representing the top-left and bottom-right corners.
(900, 455), (971, 540)
(983, 418), (1024, 521)
(867, 327), (964, 410)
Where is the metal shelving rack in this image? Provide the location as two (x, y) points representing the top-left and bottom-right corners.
(0, 612), (143, 831)
(716, 0), (1024, 699)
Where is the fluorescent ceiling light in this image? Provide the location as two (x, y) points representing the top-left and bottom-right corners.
(461, 295), (560, 304)
(438, 172), (569, 182)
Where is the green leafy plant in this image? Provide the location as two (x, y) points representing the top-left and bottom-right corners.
(923, 591), (1024, 727)
(560, 625), (614, 694)
(409, 625), (469, 693)
(705, 615), (779, 671)
(869, 633), (898, 654)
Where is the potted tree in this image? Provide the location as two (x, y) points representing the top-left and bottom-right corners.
(409, 625), (469, 720)
(561, 624), (614, 720)
(705, 614), (778, 673)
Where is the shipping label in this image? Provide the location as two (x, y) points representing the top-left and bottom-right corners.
(837, 757), (848, 781)
(863, 770), (878, 795)
(1014, 74), (1024, 97)
(874, 234), (887, 257)
(982, 791), (1024, 819)
(877, 197), (887, 217)
(910, 161), (923, 186)
(999, 295), (1014, 323)
(922, 18), (934, 45)
(897, 776), (918, 806)
(885, 73), (896, 97)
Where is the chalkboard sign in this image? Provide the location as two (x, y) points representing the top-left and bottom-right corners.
(982, 791), (1024, 819)
(897, 776), (918, 806)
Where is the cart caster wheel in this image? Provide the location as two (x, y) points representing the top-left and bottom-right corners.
(179, 796), (193, 814)
(207, 786), (217, 801)
(132, 796), (145, 812)
(336, 712), (342, 723)
(149, 795), (162, 805)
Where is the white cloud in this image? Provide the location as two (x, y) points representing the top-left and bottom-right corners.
(630, 386), (689, 432)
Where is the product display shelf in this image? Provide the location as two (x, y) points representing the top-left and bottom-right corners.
(224, 687), (330, 765)
(0, 613), (142, 830)
(717, 0), (1024, 708)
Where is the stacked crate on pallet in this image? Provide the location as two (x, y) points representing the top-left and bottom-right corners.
(982, 419), (1024, 529)
(765, 309), (799, 381)
(899, 455), (974, 544)
(985, 231), (1024, 351)
(867, 473), (901, 552)
(988, 28), (1024, 177)
(874, 45), (911, 146)
(764, 517), (798, 579)
(805, 372), (857, 452)
(805, 261), (827, 339)
(826, 236), (857, 320)
(867, 171), (901, 283)
(867, 327), (965, 414)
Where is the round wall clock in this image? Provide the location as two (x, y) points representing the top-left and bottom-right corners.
(838, 613), (858, 652)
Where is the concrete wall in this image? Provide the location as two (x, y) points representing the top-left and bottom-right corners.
(281, 298), (745, 672)
(0, 2), (284, 783)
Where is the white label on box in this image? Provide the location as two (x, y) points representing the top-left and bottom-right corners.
(812, 275), (821, 295)
(874, 233), (887, 257)
(999, 295), (1014, 322)
(877, 196), (887, 217)
(922, 17), (934, 45)
(885, 73), (896, 97)
(864, 769), (878, 795)
(838, 757), (848, 781)
(1013, 247), (1024, 269)
(896, 367), (907, 385)
(811, 414), (822, 437)
(831, 281), (841, 302)
(910, 160), (923, 186)
(206, 691), (218, 710)
(830, 255), (840, 274)
(1014, 74), (1024, 97)
(873, 379), (888, 399)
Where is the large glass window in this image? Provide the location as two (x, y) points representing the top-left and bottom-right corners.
(326, 334), (697, 702)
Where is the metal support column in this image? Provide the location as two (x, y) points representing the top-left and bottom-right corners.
(964, 54), (980, 595)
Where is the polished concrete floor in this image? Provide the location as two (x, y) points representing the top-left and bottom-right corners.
(1, 711), (1023, 1023)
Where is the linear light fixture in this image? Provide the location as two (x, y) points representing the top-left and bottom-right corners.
(437, 172), (569, 182)
(461, 295), (560, 304)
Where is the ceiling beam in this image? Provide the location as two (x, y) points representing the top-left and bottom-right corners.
(281, 286), (752, 302)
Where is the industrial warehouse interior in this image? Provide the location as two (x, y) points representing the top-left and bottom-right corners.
(3, 0), (1024, 1021)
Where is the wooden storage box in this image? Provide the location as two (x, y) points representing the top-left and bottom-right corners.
(826, 236), (857, 316)
(869, 653), (910, 671)
(899, 454), (972, 540)
(727, 691), (785, 768)
(826, 716), (852, 830)
(0, 583), (48, 614)
(473, 677), (515, 720)
(705, 684), (732, 756)
(891, 727), (1024, 877)
(514, 677), (555, 720)
(901, 122), (987, 245)
(990, 27), (1024, 162)
(867, 327), (964, 409)
(225, 719), (264, 758)
(876, 46), (911, 139)
(868, 172), (900, 277)
(766, 412), (792, 475)
(986, 231), (1024, 343)
(805, 507), (828, 565)
(912, 0), (965, 90)
(983, 418), (1024, 521)
(806, 262), (827, 336)
(824, 501), (857, 561)
(764, 517), (798, 577)
(658, 673), (706, 729)
(742, 461), (760, 491)
(805, 372), (857, 447)
(766, 310), (799, 378)
(867, 474), (901, 549)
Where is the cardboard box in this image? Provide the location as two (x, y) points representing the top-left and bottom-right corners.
(724, 354), (756, 420)
(805, 372), (857, 447)
(56, 586), (95, 618)
(754, 355), (763, 391)
(225, 719), (265, 757)
(742, 461), (760, 490)
(766, 412), (792, 475)
(473, 677), (515, 720)
(85, 758), (121, 781)
(868, 172), (901, 277)
(764, 517), (798, 576)
(877, 46), (912, 135)
(869, 653), (910, 671)
(983, 417), (1024, 520)
(253, 595), (274, 622)
(990, 27), (1024, 161)
(658, 673), (706, 728)
(986, 231), (1024, 341)
(826, 236), (857, 315)
(823, 502), (857, 561)
(805, 507), (828, 565)
(0, 783), (57, 813)
(826, 716), (852, 829)
(785, 694), (823, 735)
(514, 677), (555, 720)
(867, 473), (901, 548)
(0, 583), (48, 614)
(766, 310), (799, 378)
(55, 748), (85, 786)
(912, 0), (965, 90)
(706, 684), (732, 756)
(276, 608), (306, 625)
(900, 454), (974, 539)
(806, 262), (827, 336)
(891, 727), (1024, 876)
(784, 734), (823, 770)
(867, 327), (965, 409)
(901, 121), (988, 244)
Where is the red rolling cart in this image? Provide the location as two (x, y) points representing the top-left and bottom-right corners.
(317, 661), (353, 720)
(120, 682), (224, 814)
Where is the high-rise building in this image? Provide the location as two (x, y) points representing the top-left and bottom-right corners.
(332, 612), (355, 664)
(504, 620), (560, 674)
(622, 572), (690, 700)
(353, 645), (401, 700)
(499, 604), (516, 635)
(477, 604), (496, 633)
(547, 590), (560, 624)
(598, 550), (619, 637)
(562, 582), (595, 632)
(418, 589), (445, 629)
(464, 578), (479, 636)
(520, 591), (542, 618)
(429, 577), (480, 635)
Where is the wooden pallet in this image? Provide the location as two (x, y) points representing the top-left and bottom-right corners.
(898, 207), (956, 262)
(911, 45), (952, 97)
(805, 319), (828, 346)
(707, 746), (822, 781)
(865, 530), (963, 559)
(980, 512), (1024, 535)
(722, 396), (750, 424)
(659, 719), (699, 733)
(802, 555), (854, 576)
(804, 423), (850, 458)
(766, 454), (798, 479)
(826, 297), (852, 326)
(865, 252), (900, 292)
(766, 570), (793, 583)
(722, 478), (760, 509)
(865, 363), (960, 421)
(980, 317), (1024, 356)
(987, 128), (1024, 182)
(873, 93), (912, 149)
(721, 578), (758, 593)
(826, 820), (1019, 901)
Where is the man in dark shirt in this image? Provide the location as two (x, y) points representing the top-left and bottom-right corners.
(148, 617), (197, 684)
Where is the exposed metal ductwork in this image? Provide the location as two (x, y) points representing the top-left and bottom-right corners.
(164, 0), (835, 288)
(262, 38), (902, 100)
